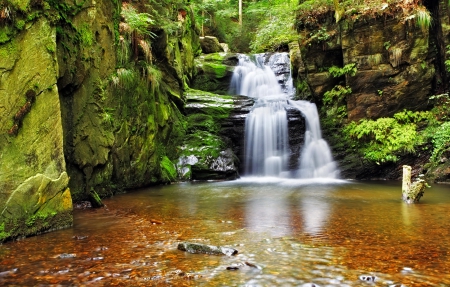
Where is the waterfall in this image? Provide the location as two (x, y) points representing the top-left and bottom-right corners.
(233, 53), (339, 179)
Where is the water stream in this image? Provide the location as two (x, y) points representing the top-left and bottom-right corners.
(231, 53), (338, 178)
(1, 181), (449, 286)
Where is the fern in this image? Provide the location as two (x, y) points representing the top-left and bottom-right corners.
(431, 122), (450, 162)
(343, 110), (430, 163)
(328, 63), (357, 78)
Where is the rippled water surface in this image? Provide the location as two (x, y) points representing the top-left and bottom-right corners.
(1, 179), (450, 286)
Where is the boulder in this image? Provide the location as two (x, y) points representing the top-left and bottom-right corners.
(199, 36), (224, 53)
(177, 89), (247, 180)
(192, 53), (238, 94)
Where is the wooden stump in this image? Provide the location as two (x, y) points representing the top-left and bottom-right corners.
(402, 165), (426, 204)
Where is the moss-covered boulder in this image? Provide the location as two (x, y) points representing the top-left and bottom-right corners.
(0, 18), (72, 242)
(191, 52), (238, 94)
(199, 36), (224, 54)
(177, 89), (246, 180)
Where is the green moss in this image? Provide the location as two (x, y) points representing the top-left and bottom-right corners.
(181, 131), (225, 161)
(9, 0), (30, 12)
(0, 27), (12, 44)
(15, 19), (25, 31)
(0, 222), (11, 241)
(203, 53), (226, 62)
(77, 23), (94, 46)
(188, 113), (219, 133)
(202, 62), (228, 78)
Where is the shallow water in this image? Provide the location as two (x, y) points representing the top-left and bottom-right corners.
(1, 179), (450, 286)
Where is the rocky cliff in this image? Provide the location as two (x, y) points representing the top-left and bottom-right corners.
(0, 12), (72, 241)
(291, 1), (450, 181)
(0, 0), (200, 241)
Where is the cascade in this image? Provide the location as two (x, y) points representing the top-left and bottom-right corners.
(231, 53), (339, 178)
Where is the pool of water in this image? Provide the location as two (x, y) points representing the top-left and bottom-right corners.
(1, 178), (449, 286)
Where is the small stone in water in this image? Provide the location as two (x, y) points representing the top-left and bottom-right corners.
(359, 275), (377, 282)
(58, 253), (76, 259)
(226, 266), (239, 270)
(73, 235), (88, 240)
(0, 268), (18, 277)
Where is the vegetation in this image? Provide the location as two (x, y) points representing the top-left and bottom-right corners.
(343, 110), (433, 164)
(191, 0), (296, 52)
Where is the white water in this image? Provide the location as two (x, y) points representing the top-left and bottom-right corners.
(232, 53), (339, 178)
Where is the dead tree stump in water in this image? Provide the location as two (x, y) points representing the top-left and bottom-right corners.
(402, 165), (426, 204)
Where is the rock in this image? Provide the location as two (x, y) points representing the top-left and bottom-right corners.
(292, 5), (434, 121)
(192, 53), (237, 94)
(178, 89), (245, 180)
(226, 266), (239, 270)
(177, 242), (238, 256)
(58, 253), (77, 259)
(200, 36), (224, 53)
(359, 275), (377, 282)
(220, 43), (230, 53)
(0, 17), (72, 242)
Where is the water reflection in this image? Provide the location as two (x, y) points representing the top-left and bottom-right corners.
(245, 190), (292, 237)
(300, 197), (330, 236)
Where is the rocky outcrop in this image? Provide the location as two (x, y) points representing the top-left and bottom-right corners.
(293, 5), (434, 121)
(178, 89), (251, 180)
(0, 18), (72, 241)
(291, 2), (450, 181)
(199, 36), (224, 53)
(192, 52), (238, 94)
(57, 0), (200, 201)
(0, 0), (200, 241)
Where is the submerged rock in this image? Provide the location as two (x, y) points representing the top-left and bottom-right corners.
(177, 242), (238, 256)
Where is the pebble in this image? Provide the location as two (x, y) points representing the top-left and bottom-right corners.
(359, 275), (377, 282)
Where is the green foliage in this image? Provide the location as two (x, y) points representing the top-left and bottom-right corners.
(344, 117), (415, 163)
(323, 85), (351, 105)
(414, 6), (432, 32)
(192, 0), (297, 52)
(328, 63), (357, 78)
(343, 110), (433, 163)
(0, 222), (11, 241)
(121, 5), (155, 38)
(249, 2), (297, 52)
(160, 156), (177, 182)
(321, 85), (351, 128)
(445, 45), (450, 72)
(431, 122), (450, 162)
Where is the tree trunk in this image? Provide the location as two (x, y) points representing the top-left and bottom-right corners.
(239, 0), (242, 26)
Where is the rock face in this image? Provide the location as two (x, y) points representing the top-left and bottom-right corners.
(56, 0), (200, 201)
(291, 2), (450, 180)
(0, 0), (200, 241)
(0, 18), (72, 241)
(293, 6), (434, 122)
